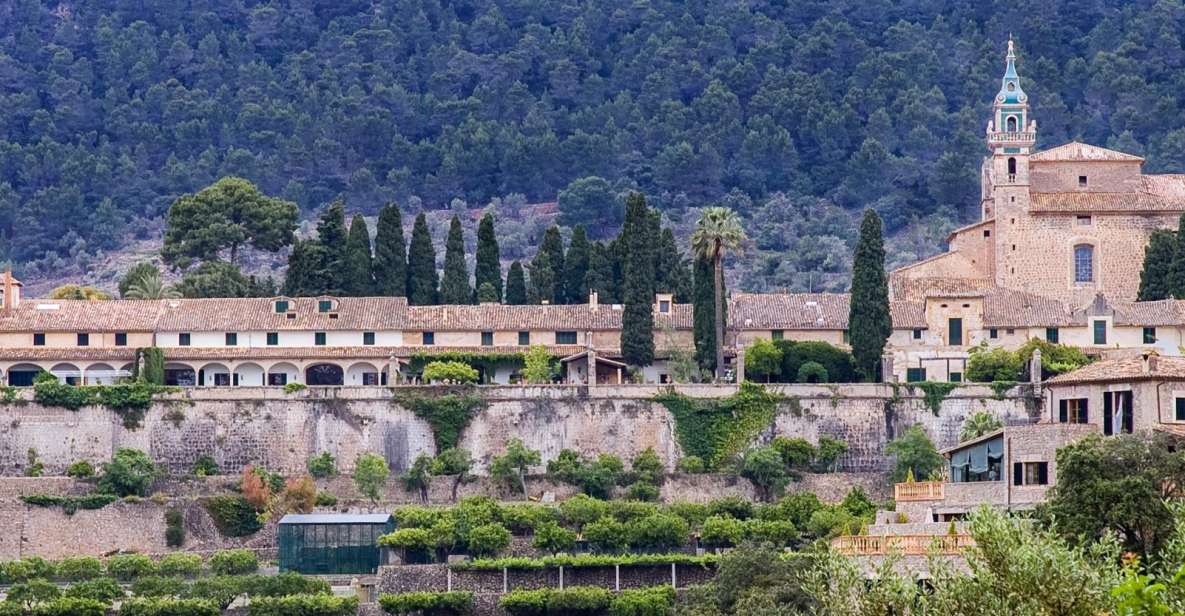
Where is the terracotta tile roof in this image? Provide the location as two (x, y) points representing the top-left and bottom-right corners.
(155, 297), (408, 331)
(982, 289), (1079, 327)
(1046, 355), (1185, 385)
(0, 300), (162, 333)
(1029, 191), (1185, 213)
(890, 276), (994, 302)
(1110, 299), (1185, 327)
(1143, 175), (1185, 200)
(0, 348), (139, 362)
(403, 303), (693, 331)
(1030, 141), (1143, 162)
(945, 218), (994, 243)
(157, 345), (588, 361)
(890, 301), (927, 329)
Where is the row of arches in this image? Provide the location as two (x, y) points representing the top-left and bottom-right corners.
(3, 361), (388, 387)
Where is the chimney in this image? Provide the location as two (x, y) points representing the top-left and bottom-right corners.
(1143, 350), (1159, 375)
(2, 270), (15, 312)
(588, 290), (599, 311)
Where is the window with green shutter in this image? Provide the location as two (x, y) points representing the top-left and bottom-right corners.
(315, 332), (326, 346)
(275, 300), (289, 313)
(518, 331), (530, 345)
(1045, 327), (1059, 343)
(318, 300), (332, 313)
(1093, 320), (1107, 345)
(363, 332), (375, 346)
(1144, 327), (1157, 344)
(267, 332), (279, 346)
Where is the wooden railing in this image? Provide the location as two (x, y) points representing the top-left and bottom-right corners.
(831, 534), (974, 556)
(894, 481), (944, 502)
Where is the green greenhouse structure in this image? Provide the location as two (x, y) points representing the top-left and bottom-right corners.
(278, 513), (395, 575)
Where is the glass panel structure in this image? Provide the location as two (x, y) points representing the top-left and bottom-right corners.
(278, 514), (394, 575)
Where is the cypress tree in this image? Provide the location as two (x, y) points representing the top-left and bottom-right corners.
(692, 255), (725, 372)
(372, 203), (407, 297)
(1139, 229), (1177, 301)
(476, 282), (498, 303)
(342, 214), (374, 296)
(1166, 213), (1185, 299)
(563, 225), (590, 303)
(316, 200), (348, 295)
(620, 192), (656, 366)
(537, 226), (566, 304)
(474, 212), (502, 302)
(440, 215), (472, 304)
(505, 261), (528, 305)
(585, 241), (612, 302)
(284, 238), (328, 296)
(528, 251), (556, 304)
(848, 209), (891, 382)
(406, 213), (439, 305)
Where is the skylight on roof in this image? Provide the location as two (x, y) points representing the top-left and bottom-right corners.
(34, 303), (60, 310)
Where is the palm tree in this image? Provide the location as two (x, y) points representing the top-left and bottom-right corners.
(691, 207), (746, 380)
(123, 269), (181, 300)
(959, 411), (1003, 442)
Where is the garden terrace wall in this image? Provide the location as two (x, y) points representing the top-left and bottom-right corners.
(376, 561), (715, 594)
(0, 384), (1038, 476)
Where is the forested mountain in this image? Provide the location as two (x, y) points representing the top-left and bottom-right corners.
(3, 0), (1185, 294)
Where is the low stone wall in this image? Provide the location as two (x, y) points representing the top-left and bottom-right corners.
(376, 561), (715, 594)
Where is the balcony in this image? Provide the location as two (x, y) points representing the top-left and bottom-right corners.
(894, 481), (944, 502)
(831, 534), (974, 556)
(988, 131), (1036, 144)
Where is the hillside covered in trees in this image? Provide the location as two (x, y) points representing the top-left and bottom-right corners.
(3, 0), (1185, 293)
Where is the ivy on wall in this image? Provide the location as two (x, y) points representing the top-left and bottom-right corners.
(393, 389), (487, 452)
(653, 383), (782, 470)
(407, 352), (525, 382)
(910, 382), (960, 415)
(32, 378), (168, 429)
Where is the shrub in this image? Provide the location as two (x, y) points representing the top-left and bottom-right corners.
(769, 492), (823, 528)
(422, 361), (480, 384)
(182, 576), (243, 609)
(806, 505), (862, 540)
(532, 522), (577, 555)
(582, 517), (629, 553)
(107, 554), (156, 580)
(466, 523), (511, 557)
(66, 460), (95, 479)
(626, 481), (659, 502)
(55, 556), (103, 581)
(1016, 338), (1090, 378)
(354, 452), (391, 504)
(283, 383), (307, 394)
(546, 587), (612, 615)
(64, 578), (124, 604)
(165, 508), (185, 547)
(700, 515), (745, 547)
(247, 572), (331, 597)
(841, 486), (878, 518)
(204, 495), (262, 537)
(501, 504), (557, 534)
(0, 557), (55, 584)
(246, 594), (358, 616)
(665, 502), (710, 528)
(157, 554), (202, 578)
(885, 425), (945, 483)
(775, 340), (855, 384)
(97, 448), (158, 497)
(629, 448), (665, 486)
(275, 476), (318, 515)
(522, 345), (556, 384)
(813, 436), (848, 472)
(547, 450), (622, 499)
(675, 456), (705, 473)
(489, 439), (542, 498)
(306, 452), (336, 478)
(745, 519), (798, 546)
(707, 496), (754, 521)
(796, 361), (829, 383)
(560, 494), (610, 528)
(499, 588), (550, 616)
(771, 436), (815, 469)
(379, 528), (436, 553)
(4, 597), (106, 616)
(966, 344), (1023, 382)
(627, 514), (690, 552)
(608, 500), (660, 523)
(745, 338), (784, 382)
(315, 491), (337, 507)
(241, 465), (272, 510)
(191, 455), (219, 477)
(131, 576), (187, 598)
(208, 549), (258, 575)
(120, 597), (220, 616)
(379, 591), (474, 616)
(608, 586), (676, 616)
(20, 493), (118, 514)
(5, 579), (61, 609)
(394, 505), (445, 529)
(740, 446), (790, 501)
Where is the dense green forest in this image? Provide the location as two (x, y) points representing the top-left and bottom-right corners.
(3, 0), (1185, 292)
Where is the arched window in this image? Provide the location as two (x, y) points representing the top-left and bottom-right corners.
(1006, 116), (1018, 132)
(1074, 244), (1094, 283)
(1007, 157), (1017, 176)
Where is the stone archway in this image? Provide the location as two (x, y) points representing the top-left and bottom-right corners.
(305, 363), (344, 386)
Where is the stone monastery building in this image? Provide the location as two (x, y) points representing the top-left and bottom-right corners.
(2, 40), (1185, 387)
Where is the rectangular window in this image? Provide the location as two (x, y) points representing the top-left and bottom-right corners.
(1046, 327), (1059, 343)
(1093, 320), (1107, 345)
(1078, 176), (1088, 187)
(906, 367), (926, 383)
(518, 331), (530, 345)
(989, 328), (998, 339)
(225, 333), (237, 346)
(213, 373), (231, 386)
(911, 329), (922, 340)
(33, 333), (45, 346)
(948, 318), (963, 346)
(267, 372), (287, 386)
(363, 332), (375, 346)
(422, 332), (435, 345)
(1144, 327), (1157, 344)
(556, 331), (577, 345)
(1176, 398), (1185, 422)
(1075, 245), (1094, 283)
(314, 332), (326, 346)
(1013, 462), (1049, 486)
(1103, 390), (1134, 435)
(1058, 398), (1089, 424)
(77, 333), (89, 347)
(178, 333), (190, 346)
(275, 300), (289, 313)
(949, 372), (962, 383)
(266, 332), (279, 346)
(842, 330), (850, 344)
(318, 300), (332, 313)
(114, 332), (127, 347)
(362, 372), (380, 386)
(481, 331), (493, 346)
(772, 330), (784, 341)
(1076, 215), (1092, 225)
(659, 300), (670, 313)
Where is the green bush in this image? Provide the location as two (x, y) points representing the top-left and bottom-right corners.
(191, 455), (219, 477)
(207, 550), (258, 576)
(531, 522), (577, 555)
(700, 515), (745, 547)
(119, 597), (220, 616)
(629, 448), (665, 486)
(378, 528), (436, 552)
(608, 586), (676, 616)
(422, 361), (480, 384)
(182, 576), (243, 609)
(4, 578), (61, 608)
(775, 340), (855, 383)
(453, 553), (718, 571)
(0, 597), (106, 616)
(582, 517), (629, 553)
(97, 448), (158, 497)
(627, 514), (690, 552)
(547, 587), (612, 615)
(499, 588), (549, 616)
(965, 344), (1024, 382)
(394, 505), (445, 529)
(63, 578), (124, 605)
(165, 508), (185, 547)
(501, 504), (558, 534)
(0, 557), (56, 583)
(66, 460), (95, 478)
(560, 494), (610, 528)
(813, 436), (848, 472)
(796, 361), (829, 383)
(283, 383), (307, 394)
(665, 502), (710, 529)
(706, 496), (754, 521)
(675, 456), (705, 473)
(130, 576), (187, 598)
(246, 594), (358, 616)
(740, 446), (790, 501)
(626, 481), (659, 501)
(204, 495), (262, 537)
(379, 591), (474, 616)
(106, 554), (157, 580)
(20, 493), (118, 514)
(745, 519), (798, 546)
(314, 491), (337, 507)
(306, 452), (336, 478)
(771, 436), (815, 469)
(465, 523), (511, 557)
(55, 556), (103, 581)
(1016, 338), (1090, 378)
(246, 572), (331, 597)
(608, 500), (660, 523)
(157, 554), (202, 578)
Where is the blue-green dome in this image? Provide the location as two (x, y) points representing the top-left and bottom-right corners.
(996, 39), (1027, 106)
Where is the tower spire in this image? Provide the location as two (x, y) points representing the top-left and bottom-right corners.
(987, 37), (1035, 151)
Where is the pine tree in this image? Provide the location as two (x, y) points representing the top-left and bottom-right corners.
(476, 282), (498, 303)
(373, 203), (407, 297)
(505, 261), (528, 305)
(343, 214), (374, 296)
(620, 193), (656, 366)
(1139, 229), (1177, 301)
(406, 213), (439, 305)
(316, 200), (348, 295)
(563, 225), (590, 304)
(528, 251), (556, 304)
(537, 225), (566, 304)
(848, 209), (891, 382)
(692, 256), (724, 372)
(440, 215), (471, 304)
(474, 212), (502, 302)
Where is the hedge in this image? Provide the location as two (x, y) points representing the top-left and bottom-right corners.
(246, 594), (359, 616)
(379, 591), (474, 615)
(499, 586), (674, 616)
(453, 553), (718, 571)
(207, 549), (258, 575)
(119, 597), (220, 616)
(0, 597), (106, 616)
